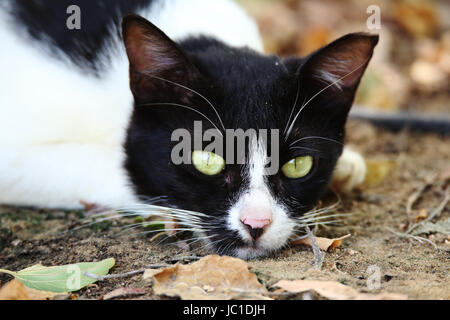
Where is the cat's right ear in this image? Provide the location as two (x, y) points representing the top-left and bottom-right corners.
(122, 15), (198, 102)
(299, 33), (378, 99)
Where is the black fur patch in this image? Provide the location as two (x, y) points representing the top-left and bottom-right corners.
(121, 18), (377, 255)
(7, 0), (154, 74)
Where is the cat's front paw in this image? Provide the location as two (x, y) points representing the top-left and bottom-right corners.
(331, 147), (366, 192)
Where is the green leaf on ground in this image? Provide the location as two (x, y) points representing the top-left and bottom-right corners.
(0, 258), (115, 293)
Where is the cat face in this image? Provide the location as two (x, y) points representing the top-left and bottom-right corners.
(122, 15), (378, 259)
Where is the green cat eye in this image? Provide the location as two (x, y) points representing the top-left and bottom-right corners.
(192, 151), (225, 176)
(281, 156), (314, 179)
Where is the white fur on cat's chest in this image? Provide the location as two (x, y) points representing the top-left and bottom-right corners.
(0, 0), (263, 209)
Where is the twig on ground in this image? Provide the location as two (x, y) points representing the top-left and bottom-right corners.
(386, 227), (439, 250)
(423, 189), (449, 222)
(406, 174), (435, 218)
(146, 263), (171, 269)
(305, 226), (325, 270)
(84, 256), (201, 281)
(406, 190), (449, 234)
(166, 256), (201, 263)
(84, 269), (145, 281)
(395, 175), (449, 250)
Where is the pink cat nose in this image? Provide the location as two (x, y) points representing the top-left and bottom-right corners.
(240, 207), (272, 241)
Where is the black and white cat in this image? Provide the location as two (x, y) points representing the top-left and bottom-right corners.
(0, 0), (377, 259)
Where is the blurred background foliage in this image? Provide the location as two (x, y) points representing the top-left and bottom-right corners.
(238, 0), (449, 113)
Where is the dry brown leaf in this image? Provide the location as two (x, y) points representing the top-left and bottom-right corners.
(142, 268), (166, 280)
(274, 280), (357, 299)
(415, 208), (429, 222)
(296, 27), (332, 56)
(291, 234), (351, 251)
(143, 255), (268, 300)
(103, 287), (147, 300)
(394, 1), (438, 38)
(0, 279), (59, 300)
(363, 160), (395, 187)
(273, 280), (407, 300)
(354, 292), (408, 300)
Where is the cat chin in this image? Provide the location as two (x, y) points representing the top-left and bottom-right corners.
(232, 247), (273, 260)
(232, 229), (293, 260)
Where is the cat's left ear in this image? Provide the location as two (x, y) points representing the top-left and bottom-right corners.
(122, 14), (199, 102)
(300, 32), (379, 99)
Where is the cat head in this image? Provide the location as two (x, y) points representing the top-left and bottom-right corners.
(122, 15), (378, 259)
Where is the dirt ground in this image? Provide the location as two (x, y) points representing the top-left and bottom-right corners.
(0, 120), (448, 300)
(0, 0), (449, 301)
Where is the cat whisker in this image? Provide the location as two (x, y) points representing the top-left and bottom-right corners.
(132, 228), (200, 237)
(114, 210), (208, 226)
(218, 238), (238, 255)
(79, 212), (137, 222)
(134, 195), (169, 204)
(80, 196), (168, 220)
(302, 204), (341, 218)
(151, 234), (215, 253)
(296, 216), (348, 226)
(117, 222), (143, 231)
(185, 235), (217, 249)
(284, 57), (372, 140)
(119, 211), (206, 224)
(295, 213), (352, 224)
(294, 219), (344, 229)
(284, 79), (301, 136)
(288, 146), (321, 153)
(289, 233), (310, 242)
(138, 102), (223, 135)
(73, 202), (216, 241)
(115, 220), (200, 231)
(142, 73), (226, 132)
(189, 237), (226, 255)
(301, 196), (341, 218)
(119, 203), (210, 218)
(289, 136), (343, 148)
(77, 210), (205, 232)
(72, 213), (139, 232)
(115, 223), (148, 236)
(290, 216), (347, 242)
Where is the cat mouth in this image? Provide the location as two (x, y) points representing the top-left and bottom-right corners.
(204, 230), (289, 260)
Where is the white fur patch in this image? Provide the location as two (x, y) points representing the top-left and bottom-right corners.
(0, 3), (137, 208)
(143, 0), (264, 52)
(0, 0), (264, 209)
(227, 139), (295, 259)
